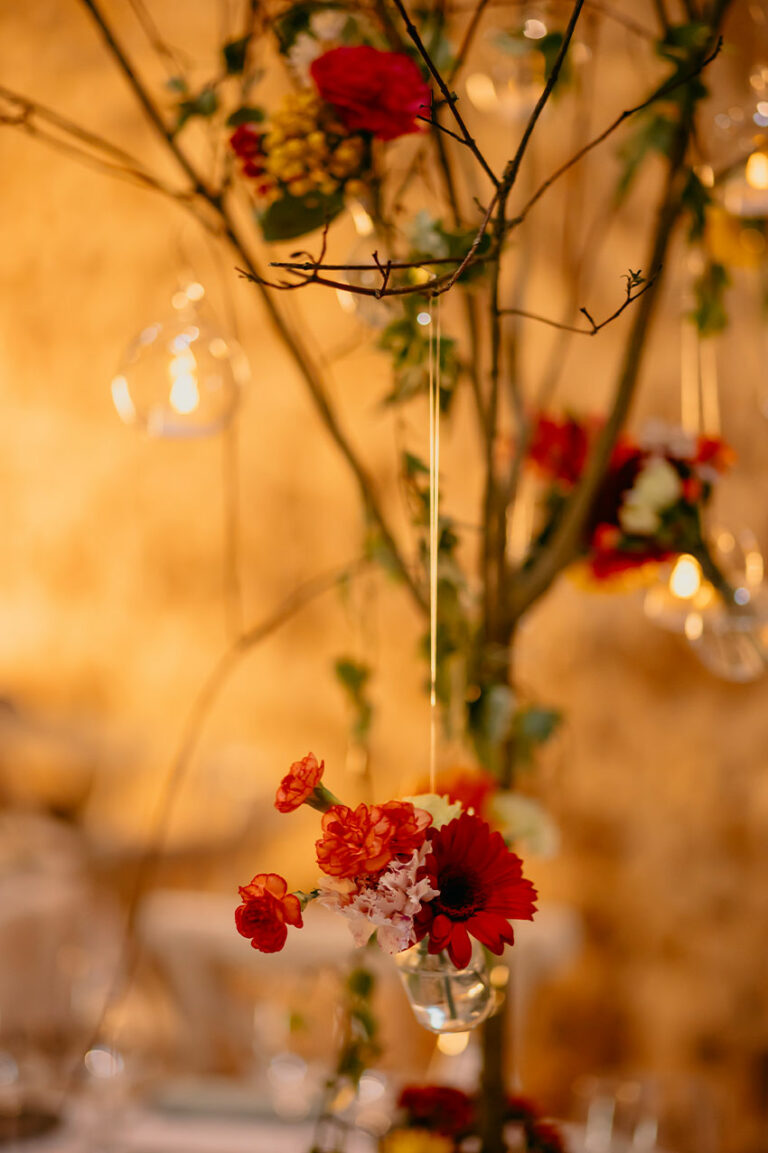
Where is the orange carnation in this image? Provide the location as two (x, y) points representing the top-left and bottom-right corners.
(235, 873), (303, 953)
(275, 752), (325, 813)
(316, 801), (432, 879)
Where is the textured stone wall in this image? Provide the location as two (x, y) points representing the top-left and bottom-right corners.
(1, 3), (767, 1151)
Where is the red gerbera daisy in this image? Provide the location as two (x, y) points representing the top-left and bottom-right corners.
(413, 812), (537, 968)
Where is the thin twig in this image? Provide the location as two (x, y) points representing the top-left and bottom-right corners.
(510, 0), (733, 621)
(508, 36), (725, 231)
(390, 0), (500, 186)
(78, 0), (428, 615)
(449, 0), (492, 81)
(498, 276), (656, 334)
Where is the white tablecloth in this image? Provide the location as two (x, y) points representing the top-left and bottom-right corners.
(12, 1109), (376, 1153)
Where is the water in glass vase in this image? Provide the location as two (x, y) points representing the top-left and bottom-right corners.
(394, 940), (496, 1033)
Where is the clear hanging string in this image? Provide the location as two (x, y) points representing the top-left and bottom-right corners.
(680, 317), (720, 438)
(428, 295), (442, 794)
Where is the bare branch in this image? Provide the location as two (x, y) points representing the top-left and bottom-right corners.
(498, 274), (657, 334)
(78, 0), (428, 615)
(390, 0), (500, 187)
(508, 35), (725, 232)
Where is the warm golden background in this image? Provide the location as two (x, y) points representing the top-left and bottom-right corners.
(1, 3), (767, 1151)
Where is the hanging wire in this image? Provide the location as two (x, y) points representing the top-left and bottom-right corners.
(429, 296), (442, 793)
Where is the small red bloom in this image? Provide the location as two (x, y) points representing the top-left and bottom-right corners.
(235, 873), (303, 953)
(398, 1086), (475, 1136)
(527, 1120), (568, 1153)
(229, 123), (264, 160)
(696, 435), (736, 472)
(435, 766), (497, 818)
(528, 415), (590, 486)
(275, 752), (325, 813)
(310, 46), (431, 141)
(682, 475), (703, 504)
(413, 812), (537, 968)
(316, 801), (431, 879)
(504, 1095), (541, 1124)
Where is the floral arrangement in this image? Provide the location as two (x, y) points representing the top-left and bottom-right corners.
(236, 753), (537, 969)
(380, 1085), (567, 1153)
(228, 9), (431, 241)
(528, 414), (734, 583)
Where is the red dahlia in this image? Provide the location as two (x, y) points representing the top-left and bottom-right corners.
(413, 812), (537, 968)
(398, 1085), (475, 1136)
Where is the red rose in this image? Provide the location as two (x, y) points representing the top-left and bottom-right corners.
(275, 752), (325, 813)
(310, 46), (431, 141)
(235, 873), (303, 953)
(316, 800), (431, 879)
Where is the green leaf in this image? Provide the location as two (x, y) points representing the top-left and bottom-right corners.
(538, 31), (570, 85)
(514, 706), (562, 746)
(347, 967), (375, 999)
(681, 169), (711, 241)
(334, 657), (373, 743)
(226, 105), (266, 127)
(165, 76), (188, 95)
(689, 260), (730, 336)
(223, 35), (250, 74)
(616, 112), (676, 201)
(257, 188), (344, 242)
(402, 450), (430, 478)
(176, 87), (219, 131)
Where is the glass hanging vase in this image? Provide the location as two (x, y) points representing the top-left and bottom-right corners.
(393, 939), (496, 1034)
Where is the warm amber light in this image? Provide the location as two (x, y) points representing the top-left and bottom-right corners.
(437, 1031), (470, 1055)
(168, 351), (200, 415)
(746, 151), (768, 190)
(466, 72), (499, 112)
(111, 375), (136, 423)
(669, 555), (701, 600)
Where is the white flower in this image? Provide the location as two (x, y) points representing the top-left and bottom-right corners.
(619, 456), (682, 537)
(405, 210), (450, 259)
(287, 32), (322, 81)
(619, 502), (662, 535)
(309, 9), (348, 41)
(488, 793), (560, 859)
(637, 420), (696, 460)
(316, 845), (439, 955)
(401, 793), (462, 829)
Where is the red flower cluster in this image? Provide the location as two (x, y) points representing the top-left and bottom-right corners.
(398, 1085), (474, 1137)
(275, 751), (324, 813)
(527, 413), (734, 583)
(528, 414), (591, 486)
(237, 756), (537, 973)
(311, 45), (431, 141)
(229, 123), (273, 195)
(392, 1086), (567, 1151)
(414, 812), (537, 968)
(235, 873), (303, 953)
(316, 800), (432, 878)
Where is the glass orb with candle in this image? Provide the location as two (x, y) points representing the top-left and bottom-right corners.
(111, 283), (248, 438)
(685, 527), (768, 683)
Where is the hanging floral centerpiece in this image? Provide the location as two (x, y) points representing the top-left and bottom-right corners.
(527, 414), (734, 586)
(236, 753), (537, 1033)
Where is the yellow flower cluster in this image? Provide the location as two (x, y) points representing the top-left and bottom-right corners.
(380, 1130), (454, 1153)
(264, 89), (367, 198)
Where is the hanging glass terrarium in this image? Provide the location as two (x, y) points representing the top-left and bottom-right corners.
(393, 939), (496, 1034)
(110, 283), (248, 438)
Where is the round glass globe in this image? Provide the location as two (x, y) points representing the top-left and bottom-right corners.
(111, 314), (248, 438)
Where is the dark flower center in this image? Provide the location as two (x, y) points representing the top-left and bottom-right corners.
(436, 868), (484, 920)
